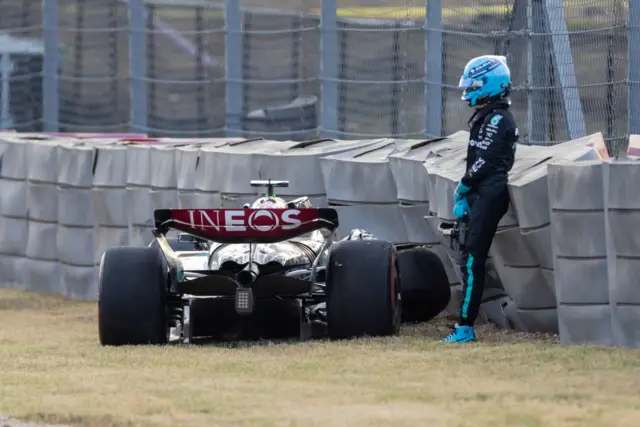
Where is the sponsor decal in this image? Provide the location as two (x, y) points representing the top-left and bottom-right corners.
(157, 208), (338, 242)
(469, 138), (490, 150)
(183, 209), (303, 233)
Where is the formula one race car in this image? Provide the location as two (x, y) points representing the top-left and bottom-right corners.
(98, 180), (451, 346)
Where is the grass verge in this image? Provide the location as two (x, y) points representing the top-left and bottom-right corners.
(0, 287), (639, 427)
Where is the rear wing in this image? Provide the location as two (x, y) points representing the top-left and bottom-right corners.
(154, 208), (339, 244)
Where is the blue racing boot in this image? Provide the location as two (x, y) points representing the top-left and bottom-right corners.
(440, 324), (476, 343)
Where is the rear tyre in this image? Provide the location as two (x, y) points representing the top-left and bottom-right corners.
(326, 240), (400, 340)
(397, 247), (451, 323)
(98, 247), (168, 346)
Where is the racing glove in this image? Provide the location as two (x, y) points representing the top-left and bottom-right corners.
(454, 181), (471, 203)
(453, 198), (470, 220)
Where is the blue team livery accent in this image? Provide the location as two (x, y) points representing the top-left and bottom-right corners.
(458, 55), (511, 107)
(453, 199), (470, 220)
(468, 59), (502, 78)
(462, 254), (475, 319)
(440, 325), (476, 343)
(439, 244), (477, 343)
(490, 114), (503, 126)
(454, 181), (471, 203)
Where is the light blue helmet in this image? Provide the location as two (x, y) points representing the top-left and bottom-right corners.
(458, 55), (511, 107)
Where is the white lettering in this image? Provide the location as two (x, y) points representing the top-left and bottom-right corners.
(186, 208), (307, 234)
(225, 210), (247, 231)
(470, 158), (486, 173)
(281, 209), (302, 230)
(469, 139), (490, 150)
(247, 209), (278, 232)
(198, 210), (220, 231)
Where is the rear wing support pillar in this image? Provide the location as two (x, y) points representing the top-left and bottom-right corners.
(151, 229), (184, 289)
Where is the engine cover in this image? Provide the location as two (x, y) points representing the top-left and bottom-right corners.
(208, 231), (326, 270)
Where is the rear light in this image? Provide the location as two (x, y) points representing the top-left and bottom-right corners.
(235, 287), (254, 315)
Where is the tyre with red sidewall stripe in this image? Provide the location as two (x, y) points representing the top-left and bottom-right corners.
(98, 246), (169, 346)
(325, 240), (401, 340)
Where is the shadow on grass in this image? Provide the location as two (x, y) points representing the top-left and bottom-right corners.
(171, 316), (560, 349)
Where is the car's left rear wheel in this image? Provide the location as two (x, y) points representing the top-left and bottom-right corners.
(98, 246), (169, 346)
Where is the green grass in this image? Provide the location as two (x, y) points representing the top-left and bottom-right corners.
(0, 288), (639, 427)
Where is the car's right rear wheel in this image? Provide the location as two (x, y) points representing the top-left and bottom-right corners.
(98, 246), (168, 346)
(325, 240), (401, 340)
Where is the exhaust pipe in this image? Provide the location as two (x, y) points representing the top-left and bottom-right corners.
(237, 262), (259, 287)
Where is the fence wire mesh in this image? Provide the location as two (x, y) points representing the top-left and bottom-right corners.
(237, 0), (320, 140)
(332, 3), (425, 139)
(56, 0), (129, 133)
(144, 2), (226, 137)
(564, 0), (628, 152)
(0, 0), (635, 154)
(440, 0), (518, 137)
(0, 0), (43, 132)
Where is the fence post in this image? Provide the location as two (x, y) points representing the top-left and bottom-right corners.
(320, 0), (338, 139)
(543, 0), (586, 140)
(425, 0), (443, 138)
(128, 0), (148, 133)
(629, 0), (640, 135)
(527, 0), (549, 144)
(42, 0), (59, 132)
(225, 0), (244, 137)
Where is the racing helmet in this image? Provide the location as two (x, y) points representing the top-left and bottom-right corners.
(249, 196), (288, 209)
(458, 55), (511, 107)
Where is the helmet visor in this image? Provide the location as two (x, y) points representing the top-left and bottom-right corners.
(458, 77), (482, 89)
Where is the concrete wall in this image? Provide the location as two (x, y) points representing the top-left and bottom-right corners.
(0, 131), (638, 348)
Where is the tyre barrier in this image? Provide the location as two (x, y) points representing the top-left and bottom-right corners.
(0, 131), (638, 348)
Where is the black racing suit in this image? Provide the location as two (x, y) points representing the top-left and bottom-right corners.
(457, 100), (518, 327)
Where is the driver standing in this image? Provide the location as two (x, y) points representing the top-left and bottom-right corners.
(440, 55), (519, 344)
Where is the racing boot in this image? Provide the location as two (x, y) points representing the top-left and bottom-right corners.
(440, 323), (475, 343)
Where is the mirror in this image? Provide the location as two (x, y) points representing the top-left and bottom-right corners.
(177, 233), (196, 242)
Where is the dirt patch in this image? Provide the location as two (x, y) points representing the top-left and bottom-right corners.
(0, 288), (638, 427)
